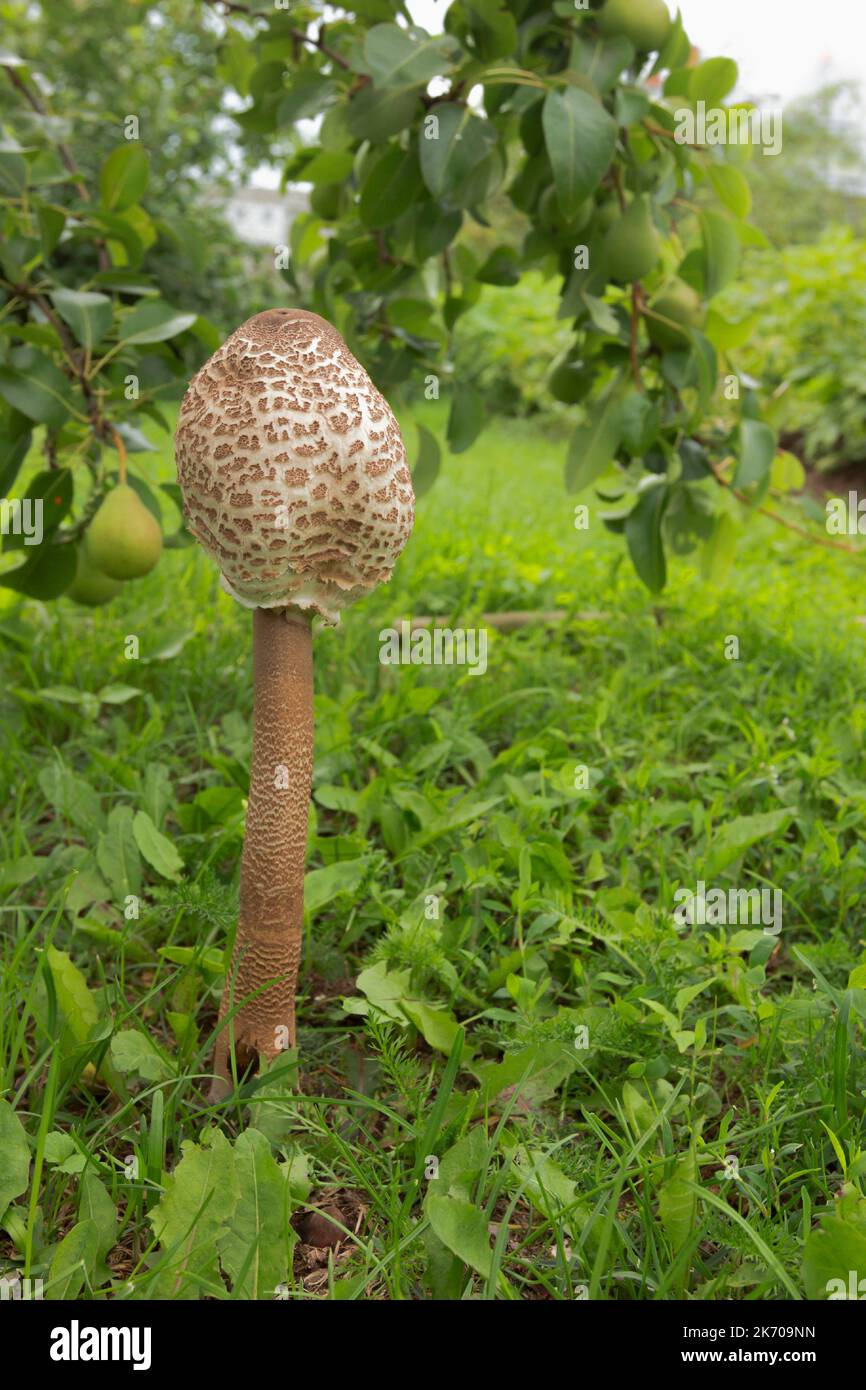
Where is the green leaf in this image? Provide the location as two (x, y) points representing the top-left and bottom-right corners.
(38, 202), (66, 258)
(400, 999), (460, 1053)
(44, 1131), (86, 1173)
(347, 85), (420, 141)
(689, 57), (738, 107)
(460, 0), (518, 60)
(658, 1151), (698, 1249)
(0, 355), (77, 427)
(734, 418), (776, 488)
(419, 103), (501, 210)
(364, 24), (462, 89)
(97, 804), (142, 900)
(541, 87), (616, 221)
(110, 1029), (174, 1082)
(770, 450), (805, 493)
(38, 760), (103, 834)
(412, 422), (441, 498)
(50, 289), (113, 350)
(79, 1169), (118, 1262)
(625, 484), (669, 592)
(426, 1194), (493, 1279)
(803, 1197), (866, 1300)
(0, 149), (28, 195)
(708, 164), (751, 219)
(565, 389), (623, 492)
(304, 856), (371, 918)
(359, 145), (423, 229)
(148, 1129), (239, 1299)
(705, 808), (793, 877)
(447, 381), (484, 454)
(701, 513), (737, 584)
(0, 541), (76, 599)
(132, 810), (183, 882)
(217, 1129), (291, 1299)
(44, 945), (99, 1044)
(0, 1101), (31, 1215)
(48, 1220), (100, 1299)
(700, 210), (741, 298)
(119, 299), (196, 345)
(2, 467), (73, 552)
(99, 144), (149, 212)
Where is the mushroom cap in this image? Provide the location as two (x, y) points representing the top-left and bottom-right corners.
(174, 308), (415, 624)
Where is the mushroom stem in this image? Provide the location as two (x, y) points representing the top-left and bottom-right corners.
(210, 607), (314, 1101)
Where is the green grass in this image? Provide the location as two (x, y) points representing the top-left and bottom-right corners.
(1, 408), (865, 1301)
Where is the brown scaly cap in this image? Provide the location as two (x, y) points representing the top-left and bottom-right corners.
(175, 308), (415, 624)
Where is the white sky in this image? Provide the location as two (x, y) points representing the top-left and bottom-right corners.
(407, 0), (865, 105)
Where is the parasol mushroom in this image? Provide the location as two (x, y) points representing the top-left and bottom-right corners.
(175, 308), (414, 1100)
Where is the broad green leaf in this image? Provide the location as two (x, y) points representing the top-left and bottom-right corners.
(565, 389), (623, 492)
(38, 760), (103, 833)
(44, 1131), (85, 1173)
(542, 87), (616, 221)
(0, 1101), (30, 1214)
(705, 808), (793, 877)
(803, 1197), (866, 1300)
(110, 1028), (174, 1082)
(689, 57), (738, 107)
(80, 1169), (118, 1262)
(0, 355), (77, 427)
(2, 467), (73, 552)
(99, 144), (149, 212)
(447, 381), (484, 454)
(48, 1219), (100, 1299)
(426, 1194), (493, 1279)
(700, 210), (741, 298)
(119, 300), (196, 345)
(701, 513), (737, 584)
(217, 1129), (291, 1299)
(412, 422), (441, 497)
(148, 1129), (239, 1300)
(625, 484), (669, 593)
(353, 961), (412, 1021)
(0, 149), (28, 195)
(400, 999), (460, 1053)
(97, 804), (142, 900)
(50, 289), (113, 350)
(364, 23), (462, 89)
(708, 164), (751, 219)
(770, 449), (804, 493)
(734, 417), (776, 488)
(419, 103), (501, 210)
(658, 1151), (698, 1248)
(430, 1128), (488, 1201)
(44, 945), (99, 1045)
(460, 0), (518, 60)
(0, 542), (76, 599)
(359, 144), (423, 229)
(304, 856), (370, 917)
(132, 810), (183, 882)
(347, 85), (420, 141)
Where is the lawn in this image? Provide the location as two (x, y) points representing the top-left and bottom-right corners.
(1, 407), (865, 1300)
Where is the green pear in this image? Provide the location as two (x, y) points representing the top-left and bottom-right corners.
(647, 278), (704, 350)
(86, 482), (163, 580)
(598, 0), (671, 52)
(593, 199), (621, 235)
(604, 196), (661, 283)
(66, 540), (122, 606)
(548, 349), (592, 404)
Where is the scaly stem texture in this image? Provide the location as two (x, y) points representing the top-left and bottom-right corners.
(210, 608), (313, 1099)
